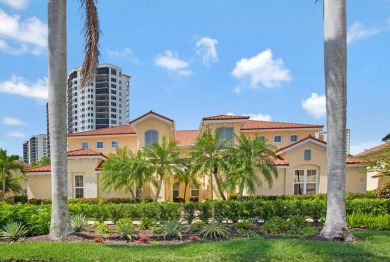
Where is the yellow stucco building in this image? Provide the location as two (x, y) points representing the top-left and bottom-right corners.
(26, 111), (368, 200)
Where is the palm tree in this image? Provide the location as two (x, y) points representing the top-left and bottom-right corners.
(192, 129), (229, 201)
(319, 0), (350, 240)
(143, 137), (182, 202)
(0, 149), (26, 200)
(382, 133), (390, 142)
(31, 157), (51, 167)
(48, 0), (100, 240)
(100, 148), (154, 200)
(175, 159), (199, 202)
(225, 134), (278, 200)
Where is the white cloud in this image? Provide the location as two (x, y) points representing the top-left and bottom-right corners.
(0, 75), (48, 101)
(302, 93), (326, 119)
(6, 131), (26, 138)
(347, 21), (382, 44)
(232, 49), (291, 89)
(108, 48), (133, 58)
(0, 0), (29, 10)
(0, 9), (47, 55)
(226, 112), (272, 121)
(1, 117), (26, 125)
(154, 50), (192, 76)
(196, 36), (218, 66)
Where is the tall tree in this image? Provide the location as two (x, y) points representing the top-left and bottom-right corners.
(48, 0), (100, 240)
(0, 149), (26, 200)
(175, 159), (199, 202)
(192, 129), (229, 201)
(144, 137), (181, 202)
(382, 133), (390, 142)
(225, 135), (278, 200)
(320, 0), (351, 240)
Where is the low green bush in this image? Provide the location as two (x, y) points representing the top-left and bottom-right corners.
(234, 220), (252, 230)
(94, 223), (110, 236)
(347, 212), (390, 230)
(261, 217), (293, 234)
(115, 218), (137, 240)
(183, 203), (197, 224)
(140, 217), (156, 230)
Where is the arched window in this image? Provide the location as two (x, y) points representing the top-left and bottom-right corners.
(145, 130), (158, 147)
(290, 135), (298, 142)
(274, 135), (282, 143)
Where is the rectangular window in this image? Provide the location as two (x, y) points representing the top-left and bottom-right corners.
(111, 140), (119, 149)
(294, 169), (317, 195)
(217, 127), (234, 147)
(190, 183), (199, 197)
(96, 141), (104, 149)
(111, 69), (117, 75)
(173, 183), (180, 199)
(81, 142), (89, 149)
(304, 150), (311, 160)
(74, 175), (84, 198)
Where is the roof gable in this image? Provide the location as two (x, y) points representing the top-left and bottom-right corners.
(276, 136), (327, 154)
(129, 110), (174, 126)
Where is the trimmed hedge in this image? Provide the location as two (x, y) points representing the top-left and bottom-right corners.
(1, 196), (388, 236)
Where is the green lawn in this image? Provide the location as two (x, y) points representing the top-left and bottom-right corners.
(0, 230), (389, 262)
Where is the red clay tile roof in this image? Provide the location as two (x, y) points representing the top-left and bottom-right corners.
(67, 148), (107, 158)
(273, 156), (289, 166)
(203, 115), (250, 121)
(68, 125), (135, 137)
(176, 130), (198, 146)
(276, 135), (327, 153)
(346, 156), (368, 165)
(355, 142), (390, 156)
(129, 110), (174, 124)
(26, 164), (51, 173)
(241, 120), (323, 130)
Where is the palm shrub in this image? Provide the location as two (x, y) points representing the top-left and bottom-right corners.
(200, 222), (229, 239)
(107, 204), (124, 223)
(0, 222), (28, 242)
(234, 220), (253, 230)
(94, 223), (111, 236)
(70, 213), (88, 232)
(140, 217), (156, 230)
(187, 220), (206, 233)
(261, 217), (293, 234)
(116, 218), (137, 240)
(161, 219), (183, 240)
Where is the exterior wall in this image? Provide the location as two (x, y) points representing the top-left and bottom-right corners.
(254, 168), (287, 196)
(27, 174), (52, 199)
(346, 166), (367, 193)
(244, 129), (320, 150)
(201, 121), (244, 146)
(68, 135), (137, 155)
(132, 117), (174, 148)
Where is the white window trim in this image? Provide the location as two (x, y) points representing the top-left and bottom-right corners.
(96, 141), (104, 149)
(273, 135), (282, 143)
(293, 169), (318, 195)
(74, 175), (84, 198)
(111, 140), (119, 149)
(290, 134), (298, 142)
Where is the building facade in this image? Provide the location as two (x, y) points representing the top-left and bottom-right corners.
(23, 134), (49, 164)
(67, 64), (130, 134)
(27, 111), (368, 200)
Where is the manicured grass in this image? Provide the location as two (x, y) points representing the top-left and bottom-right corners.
(0, 230), (389, 262)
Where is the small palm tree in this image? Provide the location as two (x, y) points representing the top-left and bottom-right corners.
(225, 134), (278, 200)
(0, 149), (26, 201)
(175, 159), (199, 202)
(144, 137), (182, 202)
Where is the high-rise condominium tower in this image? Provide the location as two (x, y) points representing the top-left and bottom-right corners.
(67, 64), (130, 133)
(23, 134), (49, 164)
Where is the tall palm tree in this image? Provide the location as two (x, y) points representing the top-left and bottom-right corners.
(175, 159), (199, 202)
(0, 149), (26, 200)
(192, 129), (229, 201)
(101, 148), (154, 200)
(143, 137), (181, 202)
(225, 134), (278, 200)
(48, 0), (100, 240)
(319, 0), (350, 240)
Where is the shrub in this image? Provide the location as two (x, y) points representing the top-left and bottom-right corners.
(233, 220), (253, 230)
(188, 235), (200, 241)
(198, 201), (211, 222)
(70, 214), (88, 232)
(140, 217), (156, 230)
(94, 223), (110, 236)
(183, 203), (197, 224)
(107, 204), (124, 223)
(375, 184), (390, 199)
(116, 218), (137, 240)
(200, 222), (229, 239)
(27, 208), (51, 236)
(161, 219), (183, 240)
(136, 236), (149, 244)
(0, 222), (28, 242)
(173, 197), (184, 203)
(187, 220), (206, 233)
(93, 237), (104, 243)
(288, 215), (308, 228)
(159, 202), (181, 221)
(261, 217), (293, 234)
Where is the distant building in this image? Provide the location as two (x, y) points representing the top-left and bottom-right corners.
(67, 64), (130, 134)
(23, 134), (49, 164)
(315, 129), (350, 155)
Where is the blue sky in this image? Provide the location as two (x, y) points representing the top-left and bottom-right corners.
(0, 0), (389, 157)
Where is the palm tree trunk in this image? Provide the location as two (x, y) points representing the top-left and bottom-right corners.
(154, 175), (163, 202)
(137, 186), (144, 201)
(320, 0), (350, 240)
(213, 171), (226, 201)
(1, 179), (5, 201)
(48, 0), (72, 240)
(183, 182), (188, 202)
(129, 188), (136, 199)
(238, 181), (245, 201)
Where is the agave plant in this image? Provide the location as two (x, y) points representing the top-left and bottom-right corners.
(200, 222), (229, 239)
(0, 222), (28, 242)
(161, 219), (184, 240)
(70, 213), (88, 232)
